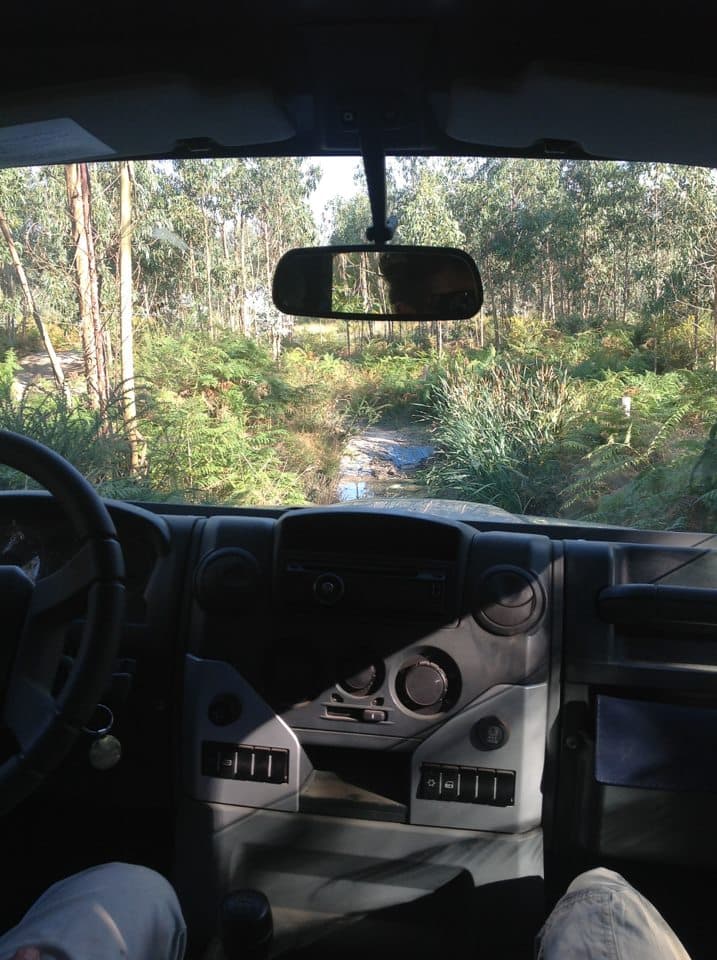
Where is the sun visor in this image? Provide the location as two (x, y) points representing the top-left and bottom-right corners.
(0, 78), (295, 166)
(446, 65), (717, 165)
(0, 119), (115, 167)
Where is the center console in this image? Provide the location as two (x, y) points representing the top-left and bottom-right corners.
(183, 509), (553, 834)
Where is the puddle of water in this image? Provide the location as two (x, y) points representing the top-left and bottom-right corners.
(337, 477), (429, 502)
(336, 426), (434, 503)
(337, 480), (370, 501)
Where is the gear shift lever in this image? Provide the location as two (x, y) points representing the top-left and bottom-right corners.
(220, 889), (273, 960)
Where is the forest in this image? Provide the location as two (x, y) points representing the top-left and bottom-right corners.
(1, 155), (717, 531)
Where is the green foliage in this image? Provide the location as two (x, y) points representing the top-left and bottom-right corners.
(582, 448), (702, 531)
(140, 391), (305, 505)
(560, 368), (717, 526)
(4, 154), (717, 526)
(133, 333), (309, 504)
(0, 356), (133, 492)
(425, 361), (574, 514)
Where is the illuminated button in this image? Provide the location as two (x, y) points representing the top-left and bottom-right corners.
(236, 747), (253, 781)
(476, 769), (497, 803)
(217, 745), (237, 779)
(439, 766), (459, 801)
(458, 767), (478, 802)
(418, 764), (441, 800)
(495, 770), (516, 805)
(268, 750), (289, 783)
(253, 748), (271, 781)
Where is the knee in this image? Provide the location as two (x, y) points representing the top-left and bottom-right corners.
(565, 867), (629, 896)
(44, 861), (183, 918)
(94, 862), (177, 894)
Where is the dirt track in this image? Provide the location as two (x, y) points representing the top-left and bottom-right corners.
(337, 424), (434, 501)
(13, 350), (85, 393)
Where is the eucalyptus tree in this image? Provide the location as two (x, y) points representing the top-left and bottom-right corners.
(0, 168), (66, 389)
(65, 163), (112, 419)
(646, 165), (717, 368)
(392, 162), (465, 352)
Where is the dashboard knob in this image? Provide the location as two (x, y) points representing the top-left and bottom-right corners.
(399, 660), (448, 710)
(341, 664), (378, 695)
(313, 572), (344, 606)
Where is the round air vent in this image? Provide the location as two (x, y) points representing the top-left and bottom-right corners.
(473, 565), (544, 636)
(194, 548), (261, 614)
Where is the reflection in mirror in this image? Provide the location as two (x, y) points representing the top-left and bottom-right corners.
(273, 246), (482, 321)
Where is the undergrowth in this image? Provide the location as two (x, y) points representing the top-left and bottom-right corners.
(5, 322), (717, 531)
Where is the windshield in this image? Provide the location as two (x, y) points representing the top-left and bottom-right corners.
(1, 156), (716, 531)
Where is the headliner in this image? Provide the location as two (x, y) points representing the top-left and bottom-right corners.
(3, 2), (717, 168)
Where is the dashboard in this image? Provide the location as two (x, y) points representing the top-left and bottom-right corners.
(5, 491), (717, 911)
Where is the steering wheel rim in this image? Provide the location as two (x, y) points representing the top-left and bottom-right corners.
(0, 430), (125, 813)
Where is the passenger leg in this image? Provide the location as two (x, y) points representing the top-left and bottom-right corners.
(536, 868), (691, 960)
(0, 862), (186, 960)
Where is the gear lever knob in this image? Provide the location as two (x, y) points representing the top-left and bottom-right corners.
(220, 889), (273, 960)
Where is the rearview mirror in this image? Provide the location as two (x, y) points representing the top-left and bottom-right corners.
(272, 245), (483, 321)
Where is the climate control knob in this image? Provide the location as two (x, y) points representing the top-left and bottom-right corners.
(341, 664), (378, 696)
(398, 660), (448, 711)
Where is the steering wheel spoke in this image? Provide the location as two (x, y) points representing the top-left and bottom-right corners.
(30, 540), (97, 620)
(3, 674), (60, 757)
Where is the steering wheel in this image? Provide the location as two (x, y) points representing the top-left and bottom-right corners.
(0, 430), (124, 814)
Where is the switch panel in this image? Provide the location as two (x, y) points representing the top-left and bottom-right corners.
(417, 762), (515, 806)
(202, 742), (290, 784)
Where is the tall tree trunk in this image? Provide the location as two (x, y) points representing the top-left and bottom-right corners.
(693, 313), (700, 368)
(360, 252), (370, 312)
(622, 243), (631, 324)
(472, 313), (484, 349)
(712, 253), (717, 372)
(65, 163), (102, 413)
(611, 247), (619, 324)
(486, 264), (500, 350)
(203, 212), (214, 339)
(238, 212), (249, 336)
(0, 208), (66, 393)
(578, 219), (588, 321)
(119, 162), (144, 474)
(79, 164), (110, 414)
(546, 240), (556, 325)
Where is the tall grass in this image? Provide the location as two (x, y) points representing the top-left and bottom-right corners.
(0, 349), (138, 492)
(425, 361), (574, 514)
(6, 321), (717, 529)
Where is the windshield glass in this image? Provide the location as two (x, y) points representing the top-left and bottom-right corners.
(1, 156), (716, 531)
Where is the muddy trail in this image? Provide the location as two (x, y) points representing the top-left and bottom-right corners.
(336, 423), (435, 502)
(13, 351), (85, 394)
(11, 351), (437, 504)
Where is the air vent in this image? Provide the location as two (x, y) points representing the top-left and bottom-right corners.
(473, 565), (544, 636)
(194, 548), (261, 614)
